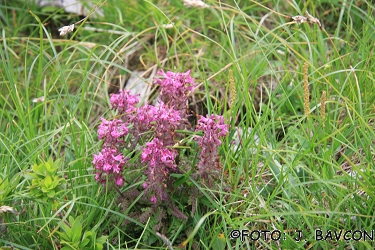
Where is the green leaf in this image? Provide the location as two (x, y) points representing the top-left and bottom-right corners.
(70, 217), (83, 243)
(180, 210), (217, 247)
(31, 179), (40, 186)
(211, 233), (226, 250)
(60, 247), (73, 250)
(32, 164), (47, 177)
(80, 238), (90, 248)
(57, 230), (71, 242)
(94, 244), (103, 250)
(44, 175), (52, 187)
(294, 134), (310, 150)
(44, 159), (54, 173)
(96, 235), (108, 249)
(41, 6), (60, 13)
(82, 231), (93, 240)
(23, 173), (37, 180)
(47, 190), (56, 198)
(51, 178), (61, 188)
(172, 173), (189, 187)
(61, 221), (72, 238)
(268, 158), (281, 178)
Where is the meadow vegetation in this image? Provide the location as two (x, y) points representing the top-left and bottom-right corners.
(1, 0), (374, 249)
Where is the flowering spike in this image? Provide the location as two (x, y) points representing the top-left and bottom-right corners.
(141, 138), (177, 203)
(154, 70), (195, 118)
(93, 147), (127, 186)
(110, 89), (139, 114)
(97, 118), (128, 146)
(93, 70), (227, 212)
(195, 114), (229, 185)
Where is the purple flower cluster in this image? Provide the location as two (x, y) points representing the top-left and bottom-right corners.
(153, 104), (181, 145)
(93, 148), (127, 186)
(92, 70), (228, 204)
(110, 89), (139, 114)
(130, 104), (157, 141)
(154, 70), (195, 119)
(140, 71), (192, 203)
(195, 114), (229, 184)
(141, 138), (177, 203)
(93, 90), (138, 187)
(97, 118), (128, 146)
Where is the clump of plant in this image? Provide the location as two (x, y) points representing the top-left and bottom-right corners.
(26, 158), (66, 202)
(92, 70), (228, 236)
(57, 215), (108, 250)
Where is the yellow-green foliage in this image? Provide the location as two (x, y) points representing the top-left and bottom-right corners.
(25, 158), (66, 201)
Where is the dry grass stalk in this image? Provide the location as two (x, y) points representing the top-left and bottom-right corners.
(292, 11), (321, 27)
(156, 232), (174, 250)
(305, 11), (321, 27)
(292, 15), (307, 24)
(0, 205), (18, 214)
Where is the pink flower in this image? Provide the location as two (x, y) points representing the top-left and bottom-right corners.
(153, 104), (181, 145)
(131, 103), (158, 138)
(195, 114), (228, 147)
(97, 118), (128, 146)
(93, 147), (127, 186)
(155, 70), (195, 96)
(116, 176), (124, 186)
(92, 71), (228, 206)
(154, 70), (195, 117)
(150, 195), (157, 204)
(194, 114), (228, 185)
(110, 89), (139, 113)
(141, 138), (177, 203)
(141, 138), (177, 169)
